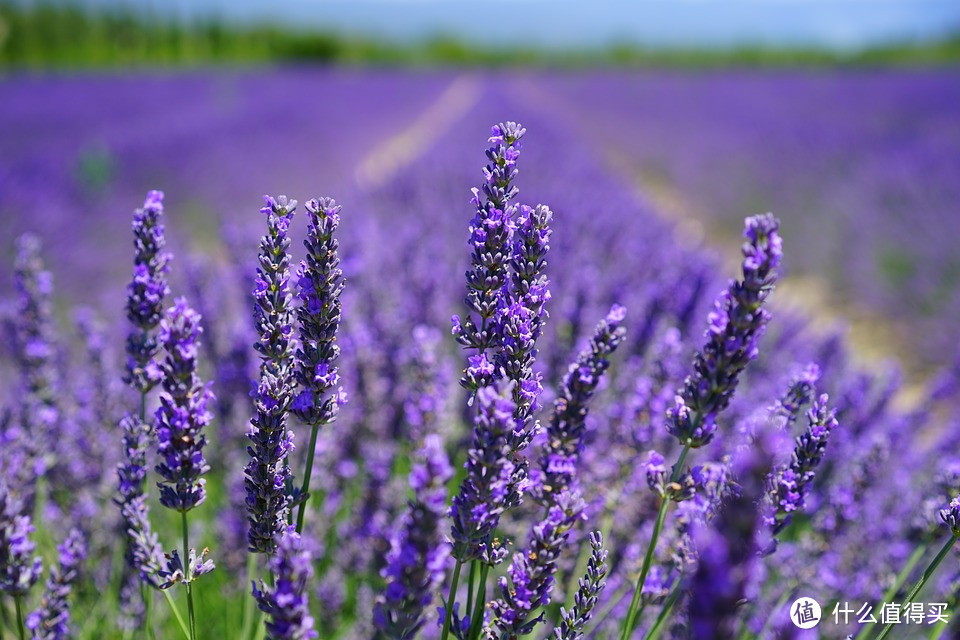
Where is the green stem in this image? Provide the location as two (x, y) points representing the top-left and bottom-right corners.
(468, 564), (490, 640)
(928, 618), (949, 640)
(294, 422), (322, 534)
(241, 553), (257, 640)
(144, 584), (157, 640)
(14, 596), (25, 640)
(853, 541), (929, 640)
(181, 511), (197, 640)
(161, 590), (191, 640)
(440, 559), (463, 640)
(620, 444), (691, 640)
(875, 534), (958, 640)
(466, 561), (477, 623)
(644, 586), (682, 640)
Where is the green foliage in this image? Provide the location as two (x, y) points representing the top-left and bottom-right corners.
(1, 1), (959, 69)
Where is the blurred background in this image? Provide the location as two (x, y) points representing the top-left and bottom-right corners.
(1, 0), (959, 379)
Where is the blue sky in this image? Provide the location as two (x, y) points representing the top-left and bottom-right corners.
(76, 0), (960, 50)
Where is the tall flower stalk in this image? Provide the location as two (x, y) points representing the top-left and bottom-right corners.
(118, 190), (172, 630)
(155, 298), (215, 640)
(553, 532), (608, 640)
(290, 197), (345, 534)
(245, 196), (298, 555)
(445, 122), (549, 640)
(537, 305), (626, 503)
(619, 213), (782, 639)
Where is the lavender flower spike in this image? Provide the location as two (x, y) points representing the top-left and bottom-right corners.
(484, 491), (585, 640)
(0, 482), (43, 596)
(290, 197), (346, 528)
(291, 197), (345, 426)
(26, 528), (86, 640)
(537, 305), (626, 503)
(155, 298), (214, 512)
(499, 202), (553, 426)
(374, 435), (453, 638)
(668, 213), (782, 448)
(124, 190), (172, 393)
(253, 528), (318, 640)
(768, 394), (838, 536)
(115, 415), (165, 588)
(552, 532), (608, 640)
(453, 123), (526, 388)
(450, 383), (520, 566)
(246, 196), (297, 553)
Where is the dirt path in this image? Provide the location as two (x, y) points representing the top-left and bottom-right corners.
(353, 74), (483, 190)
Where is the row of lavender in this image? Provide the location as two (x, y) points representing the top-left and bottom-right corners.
(523, 70), (960, 369)
(2, 107), (960, 639)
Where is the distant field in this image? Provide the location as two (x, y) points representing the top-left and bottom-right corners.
(2, 68), (957, 369)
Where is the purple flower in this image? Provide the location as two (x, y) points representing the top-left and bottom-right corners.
(450, 383), (520, 565)
(155, 298), (214, 512)
(668, 213), (782, 448)
(453, 123), (527, 385)
(0, 482), (43, 596)
(124, 190), (172, 394)
(941, 495), (960, 536)
(292, 198), (344, 429)
(26, 528), (86, 640)
(768, 394), (838, 537)
(537, 306), (626, 502)
(374, 435), (453, 638)
(116, 415), (166, 589)
(253, 528), (318, 640)
(246, 196), (298, 554)
(553, 531), (608, 640)
(485, 491), (585, 639)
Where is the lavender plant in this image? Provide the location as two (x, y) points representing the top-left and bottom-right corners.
(290, 197), (346, 534)
(246, 196), (298, 554)
(155, 298), (216, 638)
(620, 213), (782, 639)
(26, 528), (86, 640)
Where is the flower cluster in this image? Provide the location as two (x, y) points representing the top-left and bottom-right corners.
(484, 491), (585, 640)
(246, 196), (298, 553)
(453, 122), (527, 380)
(668, 213), (782, 447)
(291, 198), (345, 427)
(500, 202), (553, 425)
(253, 529), (317, 640)
(553, 531), (608, 640)
(124, 190), (171, 393)
(115, 415), (166, 588)
(27, 528), (87, 640)
(450, 383), (519, 565)
(768, 394), (838, 535)
(374, 435), (453, 638)
(536, 305), (627, 501)
(155, 298), (214, 512)
(941, 495), (960, 537)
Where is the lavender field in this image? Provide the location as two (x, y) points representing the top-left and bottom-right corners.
(1, 68), (960, 640)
